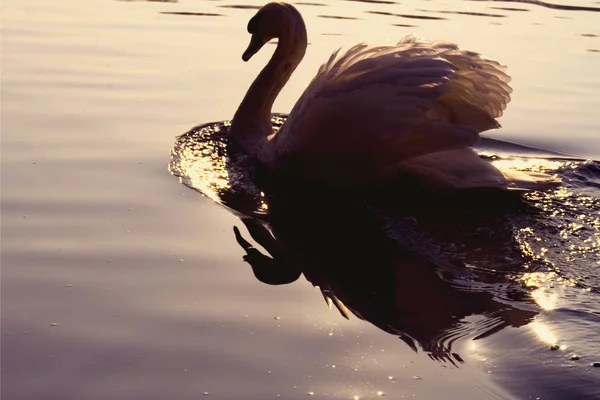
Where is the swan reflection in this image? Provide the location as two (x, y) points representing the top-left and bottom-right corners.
(231, 192), (539, 364)
(169, 118), (599, 365)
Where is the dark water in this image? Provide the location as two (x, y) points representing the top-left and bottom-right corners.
(2, 0), (599, 399)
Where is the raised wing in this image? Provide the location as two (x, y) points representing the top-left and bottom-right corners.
(265, 36), (512, 184)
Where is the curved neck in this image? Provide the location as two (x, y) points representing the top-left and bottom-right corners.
(229, 25), (307, 153)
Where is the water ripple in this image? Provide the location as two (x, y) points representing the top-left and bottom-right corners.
(219, 4), (261, 9)
(160, 11), (224, 16)
(318, 14), (361, 19)
(344, 0), (399, 4)
(417, 9), (507, 17)
(466, 0), (600, 13)
(295, 1), (327, 5)
(490, 6), (531, 11)
(365, 10), (448, 20)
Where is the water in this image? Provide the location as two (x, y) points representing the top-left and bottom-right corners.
(2, 0), (600, 399)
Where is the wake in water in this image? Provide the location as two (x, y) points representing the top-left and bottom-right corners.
(169, 116), (600, 398)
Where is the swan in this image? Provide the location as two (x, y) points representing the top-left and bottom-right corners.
(228, 1), (559, 190)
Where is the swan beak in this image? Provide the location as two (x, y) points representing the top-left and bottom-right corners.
(242, 34), (266, 62)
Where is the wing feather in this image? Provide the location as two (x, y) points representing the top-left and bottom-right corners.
(264, 35), (513, 184)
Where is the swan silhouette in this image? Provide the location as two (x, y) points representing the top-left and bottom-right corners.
(228, 2), (559, 189)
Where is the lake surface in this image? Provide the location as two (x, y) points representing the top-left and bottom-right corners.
(2, 0), (600, 399)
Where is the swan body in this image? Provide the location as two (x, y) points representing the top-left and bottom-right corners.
(229, 2), (559, 190)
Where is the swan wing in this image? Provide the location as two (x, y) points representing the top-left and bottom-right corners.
(267, 36), (512, 183)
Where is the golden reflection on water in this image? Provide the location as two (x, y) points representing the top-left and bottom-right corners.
(522, 272), (559, 310)
(530, 321), (560, 347)
(169, 121), (274, 214)
(491, 158), (567, 173)
(531, 289), (558, 311)
(183, 144), (230, 203)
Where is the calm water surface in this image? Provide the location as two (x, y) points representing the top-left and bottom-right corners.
(2, 0), (600, 399)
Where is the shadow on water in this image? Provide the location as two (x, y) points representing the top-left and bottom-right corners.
(169, 116), (600, 369)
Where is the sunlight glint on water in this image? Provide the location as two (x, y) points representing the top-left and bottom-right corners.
(2, 0), (600, 399)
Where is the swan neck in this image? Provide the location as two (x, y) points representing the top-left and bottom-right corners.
(230, 29), (307, 153)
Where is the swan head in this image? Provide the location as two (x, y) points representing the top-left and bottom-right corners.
(242, 2), (306, 61)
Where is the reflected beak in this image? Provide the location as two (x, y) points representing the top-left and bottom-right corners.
(242, 34), (266, 62)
